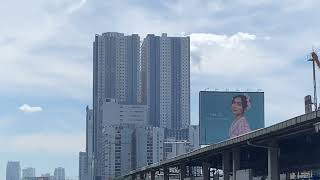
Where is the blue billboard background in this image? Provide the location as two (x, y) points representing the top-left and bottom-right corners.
(200, 91), (265, 145)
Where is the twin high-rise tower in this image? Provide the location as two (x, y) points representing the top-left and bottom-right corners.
(141, 34), (190, 129)
(90, 32), (191, 179)
(93, 32), (190, 127)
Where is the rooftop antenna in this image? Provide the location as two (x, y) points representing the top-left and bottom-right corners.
(308, 48), (319, 110)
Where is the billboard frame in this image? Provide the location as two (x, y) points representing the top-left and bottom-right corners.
(199, 91), (265, 145)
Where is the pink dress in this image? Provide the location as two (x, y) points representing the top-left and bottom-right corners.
(229, 117), (251, 138)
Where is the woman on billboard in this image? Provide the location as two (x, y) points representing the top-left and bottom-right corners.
(229, 94), (252, 138)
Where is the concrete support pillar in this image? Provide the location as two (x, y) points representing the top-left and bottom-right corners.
(223, 152), (231, 180)
(140, 173), (145, 180)
(151, 171), (156, 180)
(132, 174), (137, 180)
(268, 145), (279, 180)
(180, 164), (187, 180)
(202, 162), (211, 180)
(232, 149), (240, 180)
(189, 165), (193, 177)
(164, 167), (169, 180)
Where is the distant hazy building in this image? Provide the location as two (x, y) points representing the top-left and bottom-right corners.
(86, 106), (94, 180)
(79, 152), (88, 180)
(141, 33), (190, 130)
(22, 168), (35, 180)
(53, 168), (65, 180)
(40, 174), (53, 180)
(6, 161), (21, 180)
(40, 174), (50, 177)
(93, 33), (140, 178)
(134, 126), (165, 169)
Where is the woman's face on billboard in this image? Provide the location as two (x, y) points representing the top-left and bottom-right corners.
(232, 97), (243, 116)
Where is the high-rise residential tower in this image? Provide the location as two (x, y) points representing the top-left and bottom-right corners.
(92, 32), (140, 178)
(6, 161), (21, 180)
(141, 33), (190, 130)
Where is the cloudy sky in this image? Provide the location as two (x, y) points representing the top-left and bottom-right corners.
(1, 0), (320, 178)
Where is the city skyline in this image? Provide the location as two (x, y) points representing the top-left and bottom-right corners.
(5, 162), (69, 180)
(2, 0), (320, 179)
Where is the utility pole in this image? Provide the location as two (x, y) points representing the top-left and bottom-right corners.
(309, 51), (319, 110)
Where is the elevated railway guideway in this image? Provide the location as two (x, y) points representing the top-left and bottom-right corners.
(124, 111), (320, 180)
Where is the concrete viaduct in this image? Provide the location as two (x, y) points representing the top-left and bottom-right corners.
(122, 111), (320, 180)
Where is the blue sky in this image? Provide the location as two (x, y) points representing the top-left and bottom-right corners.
(1, 0), (320, 178)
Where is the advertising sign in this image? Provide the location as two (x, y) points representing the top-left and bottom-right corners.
(199, 91), (264, 145)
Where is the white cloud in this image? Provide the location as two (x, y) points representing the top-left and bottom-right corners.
(189, 32), (287, 78)
(19, 104), (43, 113)
(188, 32), (312, 126)
(190, 32), (256, 49)
(0, 0), (319, 123)
(0, 133), (85, 153)
(0, 0), (92, 100)
(66, 0), (87, 14)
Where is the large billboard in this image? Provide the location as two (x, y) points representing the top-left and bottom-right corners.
(199, 91), (264, 145)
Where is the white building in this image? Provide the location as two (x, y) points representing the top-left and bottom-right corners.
(53, 167), (65, 180)
(100, 99), (148, 179)
(134, 126), (165, 169)
(6, 161), (21, 180)
(101, 98), (147, 127)
(102, 124), (135, 179)
(22, 167), (35, 179)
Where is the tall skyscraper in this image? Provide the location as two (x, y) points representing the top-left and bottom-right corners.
(53, 167), (65, 180)
(22, 167), (35, 180)
(141, 33), (190, 130)
(86, 106), (94, 180)
(93, 32), (140, 178)
(6, 161), (21, 180)
(79, 152), (88, 180)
